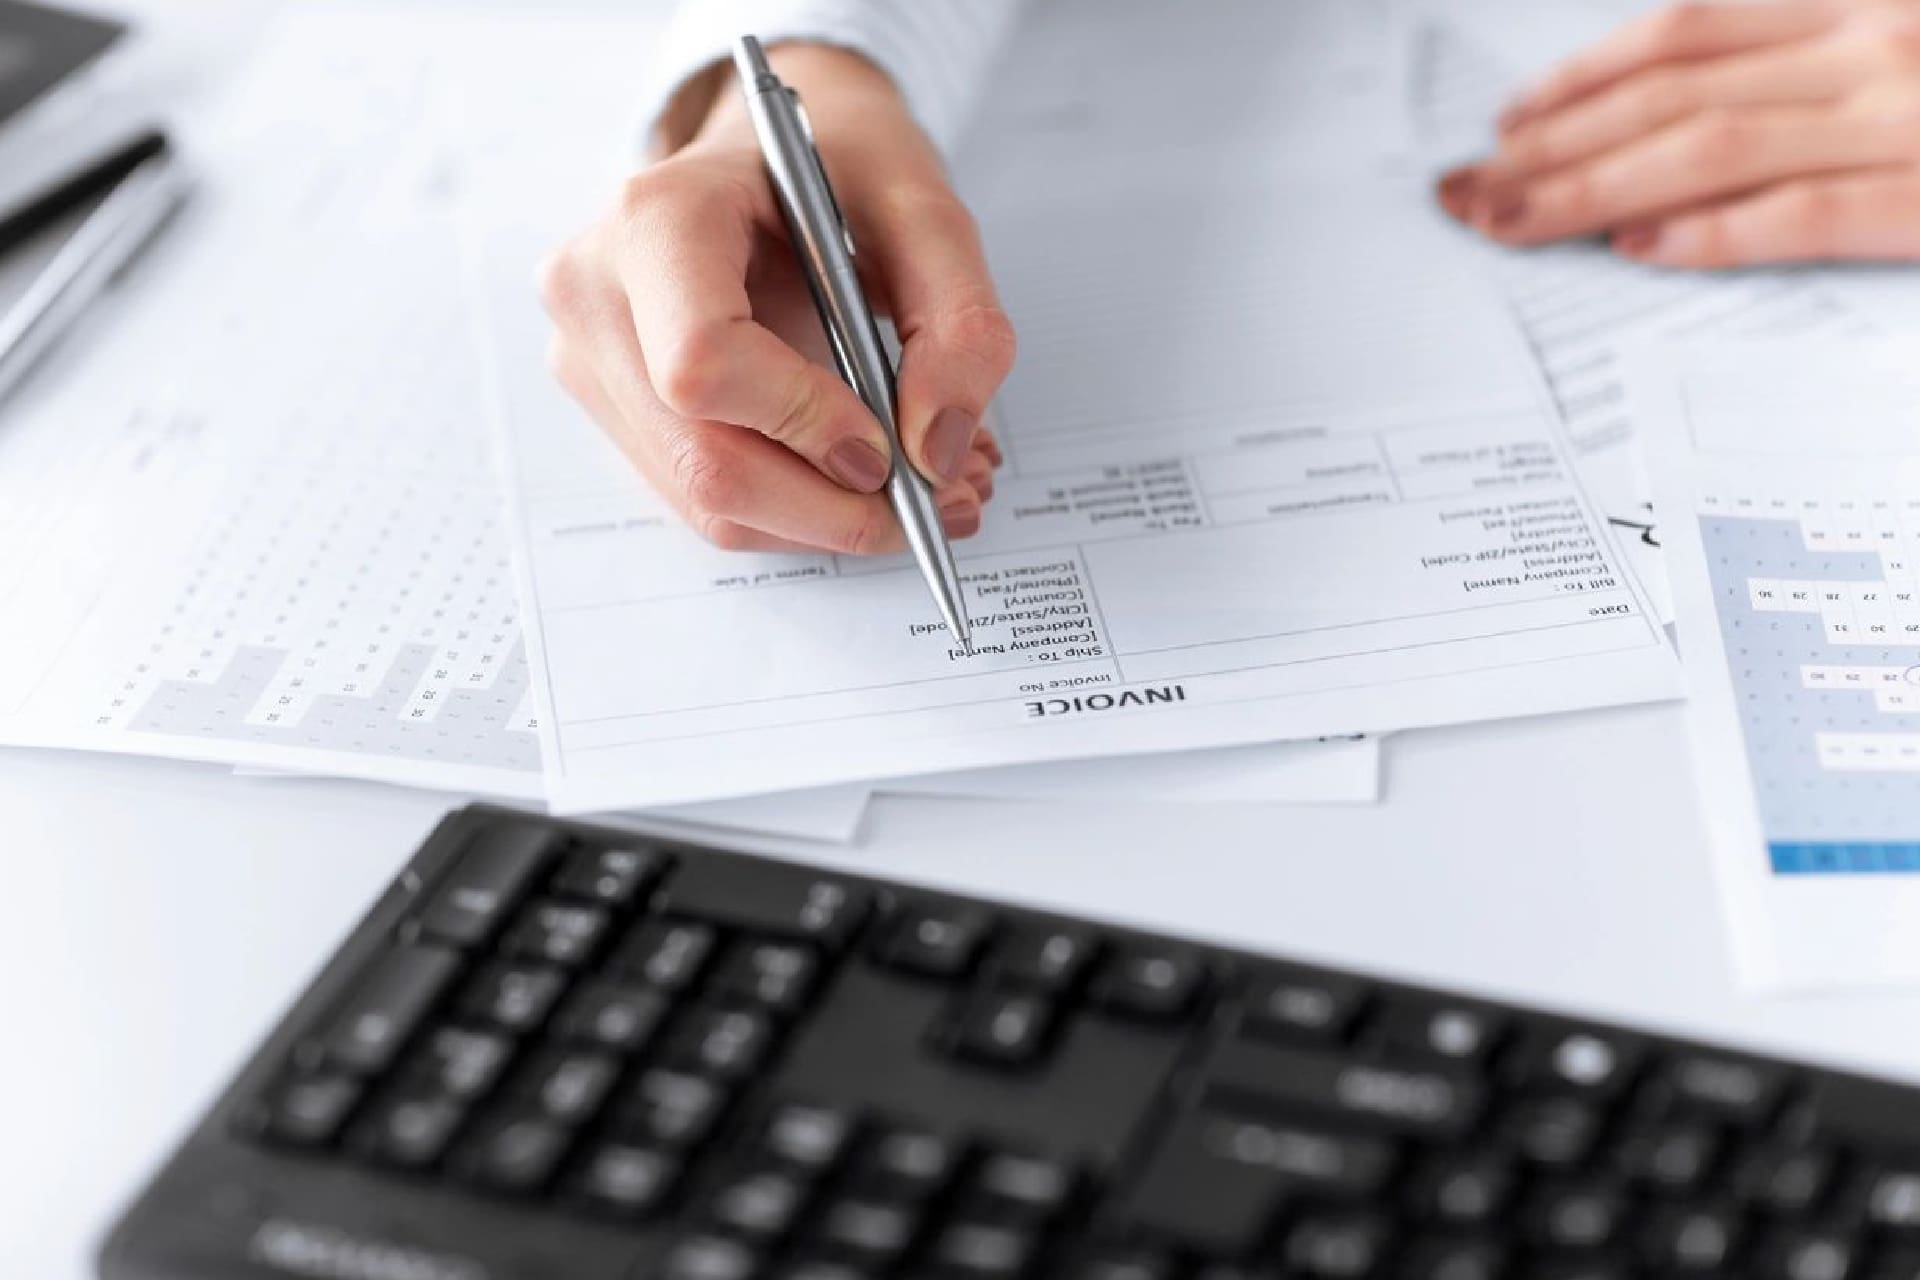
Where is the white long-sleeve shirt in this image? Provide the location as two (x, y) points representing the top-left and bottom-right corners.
(639, 0), (1029, 158)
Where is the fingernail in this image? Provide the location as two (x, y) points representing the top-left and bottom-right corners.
(1436, 166), (1480, 218)
(925, 408), (977, 482)
(942, 506), (981, 539)
(1613, 222), (1662, 257)
(826, 438), (892, 492)
(1497, 102), (1533, 134)
(1481, 188), (1530, 234)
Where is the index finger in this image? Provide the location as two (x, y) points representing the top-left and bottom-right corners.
(613, 168), (899, 494)
(1503, 1), (1843, 128)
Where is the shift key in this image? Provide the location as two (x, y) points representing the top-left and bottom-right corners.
(322, 946), (462, 1074)
(416, 824), (558, 947)
(1206, 1040), (1483, 1140)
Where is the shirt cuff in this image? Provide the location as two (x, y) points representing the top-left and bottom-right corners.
(634, 0), (1026, 161)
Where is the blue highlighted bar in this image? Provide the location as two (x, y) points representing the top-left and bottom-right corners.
(1771, 842), (1920, 874)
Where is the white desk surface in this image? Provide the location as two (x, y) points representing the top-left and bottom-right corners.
(11, 2), (1920, 1278)
(11, 702), (1920, 1279)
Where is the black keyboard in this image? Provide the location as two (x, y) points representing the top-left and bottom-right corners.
(102, 806), (1920, 1280)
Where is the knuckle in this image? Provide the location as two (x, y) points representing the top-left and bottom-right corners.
(943, 303), (1019, 378)
(654, 323), (731, 417)
(769, 368), (827, 447)
(1874, 16), (1920, 71)
(838, 503), (894, 557)
(1644, 3), (1714, 53)
(1774, 182), (1837, 243)
(536, 246), (587, 321)
(1682, 108), (1746, 161)
(1633, 71), (1692, 124)
(694, 513), (755, 552)
(669, 437), (744, 518)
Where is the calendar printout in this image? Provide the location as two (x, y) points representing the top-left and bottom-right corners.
(1640, 341), (1920, 992)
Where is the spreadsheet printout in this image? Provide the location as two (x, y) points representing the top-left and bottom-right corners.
(488, 154), (1679, 811)
(0, 17), (555, 797)
(1639, 342), (1920, 992)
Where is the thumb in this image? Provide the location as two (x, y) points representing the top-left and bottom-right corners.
(860, 192), (1018, 484)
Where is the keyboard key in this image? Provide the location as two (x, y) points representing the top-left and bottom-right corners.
(818, 1199), (919, 1264)
(1092, 944), (1206, 1020)
(552, 844), (666, 908)
(879, 906), (993, 979)
(1502, 1096), (1603, 1168)
(668, 1007), (774, 1080)
(1242, 969), (1368, 1045)
(415, 823), (557, 947)
(661, 858), (872, 950)
(1660, 1052), (1789, 1124)
(320, 945), (461, 1074)
(552, 980), (669, 1053)
(763, 1103), (857, 1172)
(774, 1266), (866, 1280)
(1127, 1113), (1350, 1255)
(857, 1126), (957, 1199)
(953, 991), (1057, 1067)
(710, 1169), (808, 1241)
(574, 1142), (677, 1217)
(663, 1234), (760, 1280)
(624, 1070), (729, 1148)
(1375, 1000), (1508, 1065)
(1410, 1152), (1516, 1228)
(261, 1074), (362, 1146)
(1640, 1203), (1740, 1272)
(410, 1026), (513, 1100)
(1208, 1041), (1483, 1139)
(460, 964), (566, 1034)
(1515, 1026), (1646, 1099)
(524, 1049), (619, 1125)
(1397, 1238), (1509, 1280)
(611, 920), (717, 992)
(352, 1092), (464, 1169)
(1866, 1169), (1920, 1233)
(930, 1222), (1035, 1278)
(503, 899), (608, 968)
(1530, 1261), (1631, 1280)
(1526, 1178), (1627, 1251)
(1071, 1251), (1175, 1280)
(1613, 1120), (1720, 1192)
(718, 941), (820, 1016)
(460, 1112), (572, 1194)
(997, 924), (1099, 992)
(976, 1151), (1077, 1221)
(1282, 1212), (1392, 1278)
(1758, 1229), (1859, 1280)
(1736, 1147), (1836, 1217)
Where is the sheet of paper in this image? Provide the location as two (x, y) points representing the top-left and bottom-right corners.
(1637, 340), (1920, 992)
(887, 736), (1380, 806)
(1402, 8), (1920, 616)
(0, 15), (560, 799)
(487, 124), (1678, 810)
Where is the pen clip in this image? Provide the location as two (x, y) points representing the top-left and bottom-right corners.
(790, 90), (858, 261)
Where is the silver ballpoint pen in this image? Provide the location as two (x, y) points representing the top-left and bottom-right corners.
(732, 35), (974, 649)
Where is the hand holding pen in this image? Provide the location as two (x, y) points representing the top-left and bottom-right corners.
(537, 40), (1013, 561)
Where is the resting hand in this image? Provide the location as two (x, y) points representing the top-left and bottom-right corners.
(540, 44), (1013, 554)
(1438, 0), (1920, 267)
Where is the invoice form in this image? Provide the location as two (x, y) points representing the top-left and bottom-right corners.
(490, 150), (1680, 810)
